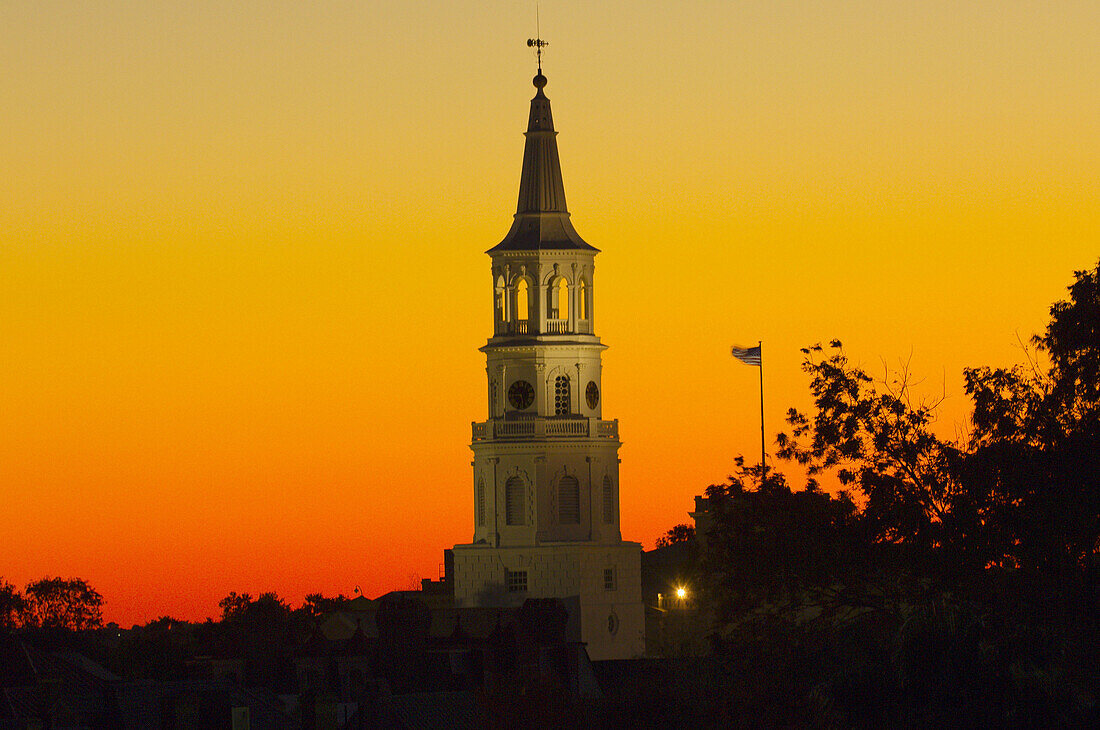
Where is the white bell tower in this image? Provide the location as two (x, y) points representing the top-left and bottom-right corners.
(452, 63), (645, 660)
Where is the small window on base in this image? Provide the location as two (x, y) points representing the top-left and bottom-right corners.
(603, 568), (616, 591)
(506, 570), (528, 593)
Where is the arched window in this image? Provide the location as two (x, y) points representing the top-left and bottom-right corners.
(559, 475), (580, 524)
(476, 479), (486, 526)
(602, 476), (614, 524)
(515, 279), (529, 321)
(505, 477), (525, 526)
(554, 375), (571, 415)
(557, 278), (569, 319)
(578, 280), (587, 320)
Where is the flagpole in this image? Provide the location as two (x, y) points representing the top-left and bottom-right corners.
(759, 340), (766, 485)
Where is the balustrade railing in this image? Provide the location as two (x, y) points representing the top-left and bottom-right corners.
(495, 421), (534, 437)
(471, 418), (619, 441)
(494, 318), (594, 336)
(545, 419), (588, 436)
(495, 314), (598, 334)
(495, 320), (530, 335)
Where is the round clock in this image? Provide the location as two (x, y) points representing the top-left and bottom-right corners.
(508, 380), (535, 410)
(585, 381), (600, 409)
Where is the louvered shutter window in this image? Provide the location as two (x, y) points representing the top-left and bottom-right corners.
(505, 477), (525, 526)
(559, 475), (580, 524)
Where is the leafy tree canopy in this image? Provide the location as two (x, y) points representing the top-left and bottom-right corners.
(22, 577), (103, 631)
(676, 262), (1100, 724)
(0, 577), (25, 631)
(655, 523), (696, 548)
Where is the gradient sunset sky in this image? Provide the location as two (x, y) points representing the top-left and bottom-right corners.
(2, 1), (1097, 626)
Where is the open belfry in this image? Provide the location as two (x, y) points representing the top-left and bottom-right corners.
(451, 52), (645, 660)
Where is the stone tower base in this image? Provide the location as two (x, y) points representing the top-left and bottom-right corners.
(452, 541), (644, 660)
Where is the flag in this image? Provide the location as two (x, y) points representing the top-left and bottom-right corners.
(731, 345), (761, 366)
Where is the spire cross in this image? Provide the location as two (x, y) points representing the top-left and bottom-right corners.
(526, 37), (548, 73)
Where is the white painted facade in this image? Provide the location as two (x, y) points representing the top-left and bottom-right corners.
(452, 72), (645, 660)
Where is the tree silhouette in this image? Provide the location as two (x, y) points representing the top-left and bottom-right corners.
(299, 592), (351, 619)
(217, 591), (254, 621)
(655, 523), (695, 548)
(775, 341), (964, 567)
(215, 591), (293, 687)
(1042, 260), (1100, 428)
(22, 577), (103, 631)
(0, 578), (25, 630)
(689, 262), (1100, 724)
(699, 459), (866, 621)
(961, 260), (1100, 578)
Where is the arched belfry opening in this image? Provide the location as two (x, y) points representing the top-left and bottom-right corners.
(514, 278), (530, 330)
(547, 276), (569, 333)
(494, 275), (506, 330)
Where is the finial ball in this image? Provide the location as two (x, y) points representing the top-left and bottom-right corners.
(533, 73), (547, 89)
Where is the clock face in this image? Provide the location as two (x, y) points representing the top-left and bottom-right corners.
(586, 381), (600, 409)
(508, 380), (535, 410)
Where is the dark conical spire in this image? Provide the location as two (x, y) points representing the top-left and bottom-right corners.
(516, 73), (567, 214)
(489, 73), (596, 253)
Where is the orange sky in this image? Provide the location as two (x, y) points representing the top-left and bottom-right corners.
(2, 1), (1097, 627)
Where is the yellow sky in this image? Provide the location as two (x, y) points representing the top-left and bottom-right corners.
(1, 0), (1097, 625)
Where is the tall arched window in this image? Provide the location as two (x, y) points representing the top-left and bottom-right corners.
(557, 278), (569, 319)
(578, 280), (587, 320)
(559, 475), (580, 524)
(554, 375), (571, 415)
(515, 279), (529, 321)
(505, 476), (525, 526)
(602, 476), (614, 524)
(476, 479), (486, 526)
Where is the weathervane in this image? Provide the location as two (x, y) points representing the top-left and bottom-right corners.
(527, 5), (547, 74)
(527, 37), (548, 73)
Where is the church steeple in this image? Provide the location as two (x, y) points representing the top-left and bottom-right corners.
(489, 73), (596, 253)
(453, 58), (645, 661)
